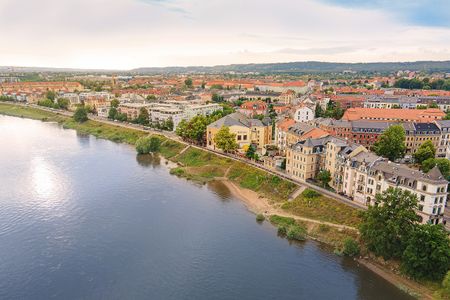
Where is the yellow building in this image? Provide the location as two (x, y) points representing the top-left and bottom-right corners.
(206, 112), (272, 151)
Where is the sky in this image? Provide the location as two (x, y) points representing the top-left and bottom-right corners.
(0, 0), (449, 69)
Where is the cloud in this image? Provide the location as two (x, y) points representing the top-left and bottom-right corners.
(320, 0), (450, 27)
(0, 0), (449, 69)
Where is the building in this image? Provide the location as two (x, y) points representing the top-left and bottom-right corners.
(435, 120), (450, 158)
(404, 123), (441, 156)
(238, 100), (268, 117)
(292, 105), (315, 123)
(285, 136), (448, 224)
(342, 108), (445, 123)
(275, 118), (296, 154)
(341, 152), (448, 224)
(279, 90), (296, 105)
(206, 112), (272, 151)
(118, 103), (153, 120)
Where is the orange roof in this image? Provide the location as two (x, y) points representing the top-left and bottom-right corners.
(342, 108), (445, 122)
(277, 118), (296, 131)
(301, 128), (329, 139)
(240, 100), (267, 110)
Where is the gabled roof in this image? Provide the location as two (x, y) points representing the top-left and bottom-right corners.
(208, 112), (266, 129)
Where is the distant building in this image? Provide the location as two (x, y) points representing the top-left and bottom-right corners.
(342, 108), (445, 123)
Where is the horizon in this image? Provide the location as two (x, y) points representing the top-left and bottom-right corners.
(1, 0), (450, 69)
(3, 59), (450, 72)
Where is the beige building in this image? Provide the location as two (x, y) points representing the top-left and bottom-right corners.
(206, 112), (272, 151)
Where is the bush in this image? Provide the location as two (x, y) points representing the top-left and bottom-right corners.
(302, 188), (320, 199)
(277, 225), (287, 236)
(342, 238), (360, 257)
(318, 224), (331, 233)
(287, 226), (307, 241)
(256, 214), (265, 222)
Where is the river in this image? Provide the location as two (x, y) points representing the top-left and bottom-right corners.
(0, 115), (413, 300)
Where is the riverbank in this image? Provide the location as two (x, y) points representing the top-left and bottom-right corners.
(0, 102), (440, 299)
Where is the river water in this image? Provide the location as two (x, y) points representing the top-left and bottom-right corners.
(0, 115), (413, 300)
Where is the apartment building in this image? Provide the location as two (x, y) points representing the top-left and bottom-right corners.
(292, 105), (315, 123)
(206, 112), (272, 151)
(342, 108), (445, 123)
(286, 136), (449, 224)
(238, 100), (268, 117)
(435, 120), (450, 159)
(275, 118), (296, 154)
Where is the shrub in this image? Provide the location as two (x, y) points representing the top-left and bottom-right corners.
(342, 238), (360, 257)
(256, 214), (265, 222)
(277, 225), (287, 236)
(287, 226), (307, 241)
(318, 224), (331, 233)
(302, 188), (320, 199)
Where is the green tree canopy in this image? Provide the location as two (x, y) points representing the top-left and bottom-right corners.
(110, 99), (120, 108)
(184, 78), (193, 88)
(214, 126), (238, 153)
(108, 107), (118, 120)
(414, 140), (436, 164)
(402, 224), (450, 281)
(372, 125), (406, 162)
(46, 90), (56, 101)
(73, 107), (88, 123)
(135, 136), (161, 154)
(57, 98), (70, 110)
(136, 107), (149, 125)
(421, 158), (450, 180)
(316, 169), (331, 187)
(360, 188), (420, 260)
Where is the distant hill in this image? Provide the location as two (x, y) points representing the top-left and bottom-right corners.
(131, 61), (450, 75)
(2, 60), (450, 75)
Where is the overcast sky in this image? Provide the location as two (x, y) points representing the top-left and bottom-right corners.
(1, 0), (449, 69)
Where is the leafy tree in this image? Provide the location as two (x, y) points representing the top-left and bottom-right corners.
(360, 188), (420, 260)
(372, 125), (406, 161)
(421, 158), (450, 180)
(214, 126), (238, 152)
(37, 98), (57, 108)
(146, 95), (156, 101)
(108, 107), (118, 119)
(280, 158), (286, 170)
(135, 136), (161, 154)
(116, 112), (128, 122)
(136, 107), (149, 125)
(73, 107), (88, 123)
(316, 169), (331, 187)
(162, 118), (174, 131)
(245, 144), (257, 160)
(46, 90), (56, 101)
(110, 99), (120, 108)
(414, 141), (436, 164)
(57, 98), (70, 110)
(184, 78), (193, 88)
(402, 224), (450, 281)
(315, 103), (324, 118)
(212, 93), (224, 102)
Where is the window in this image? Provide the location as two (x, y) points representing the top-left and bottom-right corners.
(418, 205), (424, 211)
(422, 185), (427, 192)
(420, 195), (425, 202)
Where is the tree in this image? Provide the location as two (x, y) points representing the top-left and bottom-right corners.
(342, 238), (360, 257)
(136, 107), (149, 125)
(73, 107), (88, 123)
(110, 99), (120, 108)
(402, 224), (450, 281)
(57, 98), (70, 110)
(163, 118), (174, 131)
(46, 90), (56, 101)
(443, 271), (450, 297)
(414, 141), (436, 164)
(108, 107), (118, 120)
(422, 158), (450, 180)
(315, 103), (324, 118)
(316, 169), (331, 187)
(146, 95), (157, 101)
(214, 126), (238, 153)
(372, 125), (406, 162)
(212, 93), (223, 102)
(245, 144), (257, 160)
(360, 188), (420, 260)
(184, 78), (193, 88)
(135, 136), (161, 154)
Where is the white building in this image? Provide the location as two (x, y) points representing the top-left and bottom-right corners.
(436, 120), (450, 159)
(293, 106), (315, 123)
